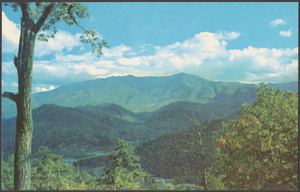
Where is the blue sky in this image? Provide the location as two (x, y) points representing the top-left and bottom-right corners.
(2, 2), (298, 93)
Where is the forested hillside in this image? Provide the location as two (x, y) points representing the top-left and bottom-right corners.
(2, 73), (261, 119)
(2, 100), (239, 161)
(136, 120), (223, 185)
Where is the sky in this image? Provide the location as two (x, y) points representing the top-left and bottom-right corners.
(2, 2), (298, 93)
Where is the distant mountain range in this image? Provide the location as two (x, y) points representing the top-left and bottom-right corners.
(3, 73), (297, 119)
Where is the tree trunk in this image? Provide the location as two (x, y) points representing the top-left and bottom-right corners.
(2, 2), (93, 190)
(13, 13), (37, 190)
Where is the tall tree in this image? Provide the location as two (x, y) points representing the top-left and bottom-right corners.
(2, 3), (108, 190)
(212, 84), (298, 190)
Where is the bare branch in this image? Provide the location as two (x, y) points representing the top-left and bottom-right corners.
(2, 92), (18, 103)
(32, 2), (56, 33)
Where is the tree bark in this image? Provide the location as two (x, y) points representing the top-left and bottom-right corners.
(13, 9), (37, 190)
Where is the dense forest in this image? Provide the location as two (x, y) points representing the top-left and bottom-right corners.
(2, 84), (298, 190)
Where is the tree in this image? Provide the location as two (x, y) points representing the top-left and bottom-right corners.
(212, 83), (298, 190)
(1, 154), (15, 190)
(1, 147), (97, 190)
(2, 3), (108, 190)
(98, 139), (148, 190)
(31, 146), (97, 190)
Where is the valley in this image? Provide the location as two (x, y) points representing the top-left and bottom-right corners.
(1, 73), (298, 186)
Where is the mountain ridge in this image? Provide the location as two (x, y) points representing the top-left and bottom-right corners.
(2, 73), (298, 119)
(1, 99), (241, 160)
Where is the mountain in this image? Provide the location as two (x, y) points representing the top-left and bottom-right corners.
(1, 104), (115, 160)
(2, 73), (266, 119)
(1, 102), (233, 183)
(267, 81), (298, 93)
(2, 99), (241, 161)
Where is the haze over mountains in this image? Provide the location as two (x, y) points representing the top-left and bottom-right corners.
(3, 72), (296, 119)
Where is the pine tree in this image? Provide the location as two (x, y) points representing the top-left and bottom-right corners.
(98, 139), (148, 190)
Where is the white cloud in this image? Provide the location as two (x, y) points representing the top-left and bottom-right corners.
(54, 52), (94, 63)
(34, 85), (56, 93)
(280, 29), (292, 37)
(103, 44), (134, 58)
(2, 11), (83, 56)
(270, 18), (286, 28)
(118, 57), (141, 66)
(216, 31), (240, 40)
(106, 32), (296, 83)
(35, 31), (81, 57)
(2, 12), (20, 53)
(73, 64), (108, 76)
(99, 32), (297, 83)
(2, 30), (298, 90)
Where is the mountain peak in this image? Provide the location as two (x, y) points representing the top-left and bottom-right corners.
(171, 72), (208, 82)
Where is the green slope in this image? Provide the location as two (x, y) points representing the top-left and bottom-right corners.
(2, 99), (240, 160)
(135, 120), (224, 185)
(1, 104), (121, 160)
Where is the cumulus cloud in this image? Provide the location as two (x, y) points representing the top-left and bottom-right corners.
(34, 85), (56, 93)
(2, 11), (82, 57)
(280, 29), (293, 37)
(103, 44), (134, 58)
(35, 31), (82, 57)
(270, 18), (286, 28)
(54, 52), (94, 63)
(31, 31), (300, 84)
(2, 30), (298, 93)
(2, 12), (20, 53)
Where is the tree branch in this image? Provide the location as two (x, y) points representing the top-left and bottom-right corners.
(14, 55), (20, 72)
(32, 2), (56, 33)
(66, 4), (94, 43)
(2, 92), (18, 103)
(67, 5), (86, 32)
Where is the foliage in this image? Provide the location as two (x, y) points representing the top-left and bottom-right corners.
(1, 147), (97, 190)
(166, 183), (175, 190)
(204, 166), (228, 190)
(4, 2), (109, 57)
(98, 139), (147, 190)
(136, 120), (223, 185)
(213, 83), (298, 190)
(1, 154), (14, 190)
(31, 146), (97, 190)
